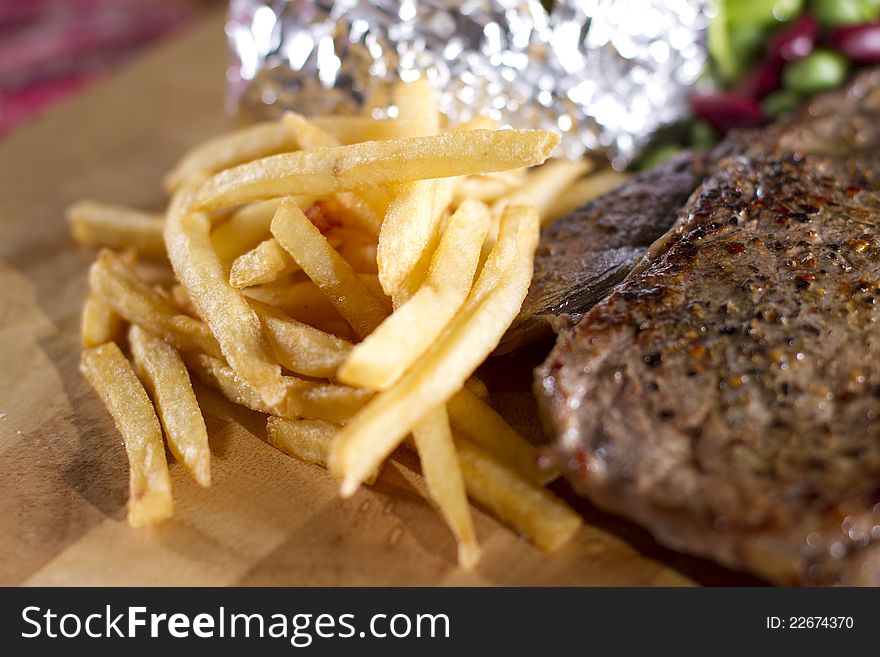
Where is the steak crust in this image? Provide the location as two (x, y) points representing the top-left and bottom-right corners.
(537, 69), (880, 585)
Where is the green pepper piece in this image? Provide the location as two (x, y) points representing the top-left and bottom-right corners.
(782, 49), (851, 95)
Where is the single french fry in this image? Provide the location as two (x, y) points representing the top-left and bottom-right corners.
(267, 416), (380, 485)
(493, 158), (593, 224)
(329, 205), (539, 495)
(229, 238), (299, 288)
(80, 343), (172, 526)
(210, 198), (286, 266)
(67, 200), (166, 260)
(412, 406), (480, 569)
(309, 115), (401, 144)
(447, 387), (557, 486)
(271, 199), (388, 339)
(165, 120), (297, 192)
(456, 439), (581, 551)
(242, 279), (344, 325)
(89, 250), (222, 358)
(463, 377), (489, 399)
(128, 325), (211, 487)
(541, 169), (629, 226)
(250, 299), (353, 379)
(187, 354), (372, 423)
(376, 80), (442, 295)
(391, 178), (457, 303)
(187, 129), (560, 212)
(81, 292), (125, 348)
(392, 78), (441, 137)
(340, 199), (490, 389)
(165, 188), (286, 408)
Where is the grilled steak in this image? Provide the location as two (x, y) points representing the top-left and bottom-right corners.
(537, 68), (880, 586)
(499, 149), (718, 352)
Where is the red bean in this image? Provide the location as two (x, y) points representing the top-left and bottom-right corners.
(733, 58), (784, 100)
(828, 22), (880, 64)
(768, 15), (820, 61)
(689, 92), (767, 134)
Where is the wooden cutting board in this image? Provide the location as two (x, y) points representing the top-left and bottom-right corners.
(0, 11), (758, 586)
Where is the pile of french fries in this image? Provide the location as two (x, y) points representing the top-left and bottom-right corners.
(70, 79), (625, 568)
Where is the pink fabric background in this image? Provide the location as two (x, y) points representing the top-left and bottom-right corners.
(0, 0), (209, 137)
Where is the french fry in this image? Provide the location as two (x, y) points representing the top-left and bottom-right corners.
(493, 158), (593, 224)
(329, 205), (539, 495)
(376, 80), (442, 295)
(339, 199), (490, 389)
(67, 200), (166, 259)
(165, 189), (286, 408)
(80, 343), (173, 526)
(456, 439), (581, 551)
(89, 249), (222, 358)
(390, 178), (457, 303)
(81, 292), (125, 348)
(165, 120), (297, 192)
(541, 169), (629, 226)
(250, 299), (353, 379)
(187, 129), (559, 212)
(463, 377), (489, 399)
(309, 115), (401, 144)
(210, 198), (286, 266)
(266, 416), (380, 485)
(447, 387), (557, 485)
(242, 279), (344, 325)
(128, 325), (211, 487)
(187, 353), (372, 423)
(271, 199), (388, 339)
(412, 406), (480, 569)
(229, 238), (299, 288)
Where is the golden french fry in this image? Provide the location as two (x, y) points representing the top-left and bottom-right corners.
(128, 325), (211, 487)
(393, 78), (441, 137)
(456, 439), (581, 551)
(242, 279), (344, 325)
(493, 158), (593, 224)
(210, 198), (286, 266)
(67, 200), (166, 259)
(329, 205), (539, 495)
(266, 416), (380, 485)
(229, 238), (299, 288)
(376, 80), (442, 295)
(187, 353), (372, 423)
(271, 199), (388, 339)
(340, 199), (490, 389)
(412, 406), (480, 569)
(80, 343), (172, 526)
(89, 249), (221, 358)
(187, 129), (559, 212)
(81, 292), (125, 348)
(165, 120), (297, 192)
(463, 377), (489, 399)
(169, 284), (199, 317)
(447, 387), (557, 486)
(165, 189), (286, 408)
(541, 169), (629, 226)
(309, 115), (401, 144)
(250, 299), (353, 379)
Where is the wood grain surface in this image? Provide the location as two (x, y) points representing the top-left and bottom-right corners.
(0, 12), (761, 586)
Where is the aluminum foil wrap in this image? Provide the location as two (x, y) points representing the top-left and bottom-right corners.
(227, 0), (710, 166)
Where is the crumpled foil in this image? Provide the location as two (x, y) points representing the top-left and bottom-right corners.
(226, 0), (710, 166)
